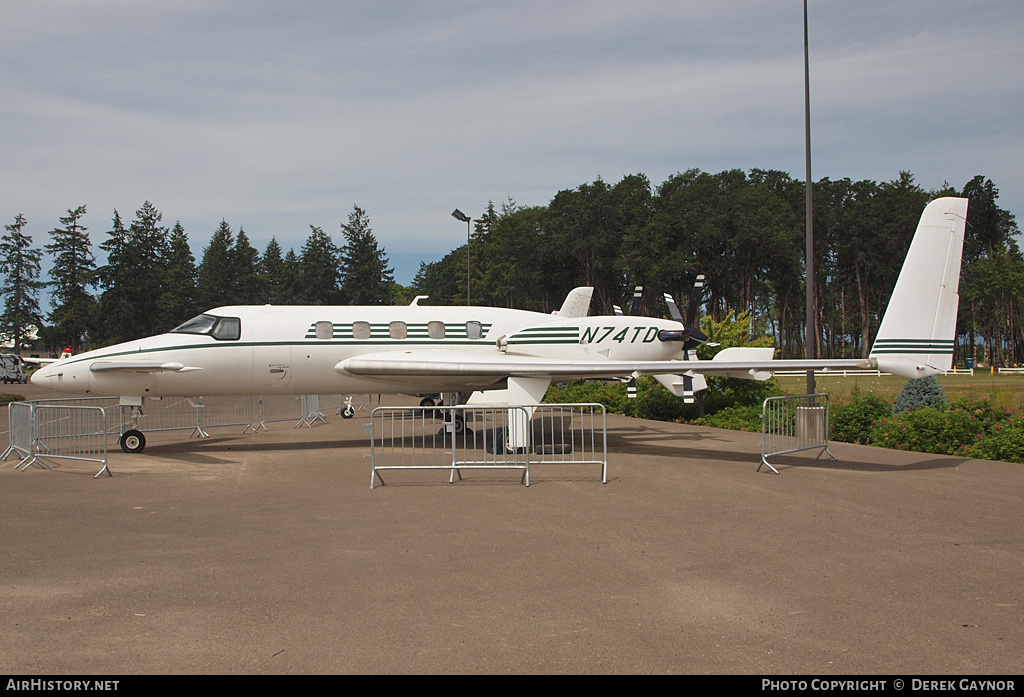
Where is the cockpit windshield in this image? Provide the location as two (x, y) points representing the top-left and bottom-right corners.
(170, 314), (241, 341)
(171, 314), (219, 335)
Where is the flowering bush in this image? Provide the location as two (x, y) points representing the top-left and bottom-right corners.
(830, 394), (891, 444)
(863, 397), (1018, 458)
(867, 407), (951, 453)
(966, 419), (1024, 462)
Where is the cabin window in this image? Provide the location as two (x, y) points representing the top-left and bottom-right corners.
(466, 321), (483, 340)
(210, 317), (241, 341)
(389, 321), (408, 340)
(352, 322), (371, 340)
(315, 321), (333, 339)
(428, 321), (445, 340)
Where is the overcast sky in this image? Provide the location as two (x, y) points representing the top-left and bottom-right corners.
(2, 1), (1021, 289)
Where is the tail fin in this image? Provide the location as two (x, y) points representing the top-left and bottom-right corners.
(554, 287), (593, 318)
(870, 197), (968, 378)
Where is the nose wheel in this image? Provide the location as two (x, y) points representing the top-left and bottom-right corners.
(119, 429), (146, 454)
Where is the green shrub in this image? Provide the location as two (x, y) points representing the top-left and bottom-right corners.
(967, 418), (1024, 462)
(701, 376), (783, 416)
(544, 380), (630, 414)
(0, 393), (25, 404)
(944, 397), (1010, 429)
(830, 394), (891, 444)
(692, 404), (764, 432)
(865, 401), (1015, 456)
(631, 376), (696, 422)
(868, 407), (954, 454)
(544, 375), (781, 423)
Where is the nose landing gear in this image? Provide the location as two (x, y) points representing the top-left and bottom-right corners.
(119, 429), (146, 454)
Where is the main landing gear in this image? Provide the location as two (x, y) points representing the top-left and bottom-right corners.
(437, 391), (469, 435)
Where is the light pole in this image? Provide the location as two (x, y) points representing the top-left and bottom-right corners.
(452, 209), (471, 305)
(803, 0), (816, 396)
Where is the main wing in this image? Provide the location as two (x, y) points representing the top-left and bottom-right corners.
(336, 348), (873, 383)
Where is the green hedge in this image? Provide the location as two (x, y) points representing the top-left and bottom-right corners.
(544, 380), (1024, 464)
(833, 396), (1021, 462)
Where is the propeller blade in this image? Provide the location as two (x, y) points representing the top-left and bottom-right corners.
(660, 276), (713, 348)
(685, 275), (705, 327)
(629, 286), (643, 316)
(682, 373), (694, 403)
(627, 377), (637, 399)
(663, 292), (683, 323)
(612, 304), (623, 316)
(688, 326), (711, 344)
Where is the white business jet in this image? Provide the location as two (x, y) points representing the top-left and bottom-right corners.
(31, 197), (968, 453)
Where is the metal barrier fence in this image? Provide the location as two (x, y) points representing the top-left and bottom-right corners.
(2, 403), (110, 478)
(249, 394), (307, 431)
(5, 393), (351, 477)
(530, 404), (607, 479)
(295, 395), (327, 428)
(369, 403), (607, 488)
(759, 393), (835, 474)
(119, 395), (342, 437)
(121, 396), (254, 438)
(32, 405), (110, 477)
(2, 401), (35, 462)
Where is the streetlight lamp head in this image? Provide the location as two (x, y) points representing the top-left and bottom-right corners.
(451, 209), (470, 223)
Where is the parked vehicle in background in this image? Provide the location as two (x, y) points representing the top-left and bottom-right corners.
(0, 354), (28, 384)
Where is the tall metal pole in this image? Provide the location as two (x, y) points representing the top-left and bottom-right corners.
(804, 0), (816, 396)
(451, 209), (472, 306)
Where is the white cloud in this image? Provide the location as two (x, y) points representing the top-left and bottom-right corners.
(2, 1), (1021, 285)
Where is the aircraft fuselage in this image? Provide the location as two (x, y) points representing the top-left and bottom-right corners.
(31, 304), (685, 398)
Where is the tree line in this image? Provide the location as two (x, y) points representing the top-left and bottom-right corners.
(2, 169), (1019, 366)
(1, 203), (393, 352)
(410, 170), (1021, 366)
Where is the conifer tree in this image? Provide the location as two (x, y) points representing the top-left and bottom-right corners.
(96, 210), (133, 344)
(197, 219), (235, 310)
(0, 214), (44, 352)
(126, 201), (171, 338)
(158, 221), (197, 328)
(893, 376), (947, 413)
(259, 237), (284, 304)
(96, 202), (171, 342)
(299, 226), (340, 305)
(279, 248), (301, 304)
(339, 205), (394, 305)
(45, 205), (97, 351)
(232, 227), (261, 304)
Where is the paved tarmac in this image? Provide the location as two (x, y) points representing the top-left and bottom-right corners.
(1, 386), (1021, 674)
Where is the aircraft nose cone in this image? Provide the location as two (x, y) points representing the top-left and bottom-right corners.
(30, 366), (49, 386)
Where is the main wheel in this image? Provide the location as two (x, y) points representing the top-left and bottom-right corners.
(120, 429), (146, 454)
(419, 397), (435, 407)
